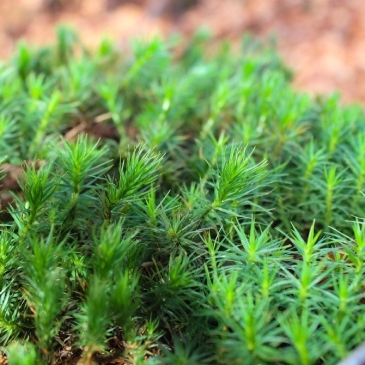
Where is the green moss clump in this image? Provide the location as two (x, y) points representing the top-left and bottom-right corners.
(1, 27), (364, 364)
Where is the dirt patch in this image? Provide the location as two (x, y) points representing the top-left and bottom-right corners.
(0, 0), (365, 104)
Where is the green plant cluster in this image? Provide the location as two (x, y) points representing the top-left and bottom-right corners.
(1, 27), (365, 364)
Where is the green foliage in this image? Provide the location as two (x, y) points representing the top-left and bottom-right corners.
(0, 26), (364, 364)
(5, 342), (41, 365)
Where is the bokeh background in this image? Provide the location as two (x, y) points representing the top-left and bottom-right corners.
(1, 0), (364, 104)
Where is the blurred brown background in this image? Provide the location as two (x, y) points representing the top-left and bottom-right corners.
(1, 0), (364, 104)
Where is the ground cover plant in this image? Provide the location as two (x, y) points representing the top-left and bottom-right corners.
(0, 26), (365, 364)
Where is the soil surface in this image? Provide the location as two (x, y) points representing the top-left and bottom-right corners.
(0, 0), (364, 104)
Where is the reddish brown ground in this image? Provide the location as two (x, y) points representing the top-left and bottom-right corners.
(0, 0), (364, 104)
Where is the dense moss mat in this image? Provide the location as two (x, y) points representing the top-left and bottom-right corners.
(1, 27), (365, 364)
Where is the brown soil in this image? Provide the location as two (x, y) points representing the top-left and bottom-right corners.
(0, 0), (363, 203)
(1, 0), (364, 104)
